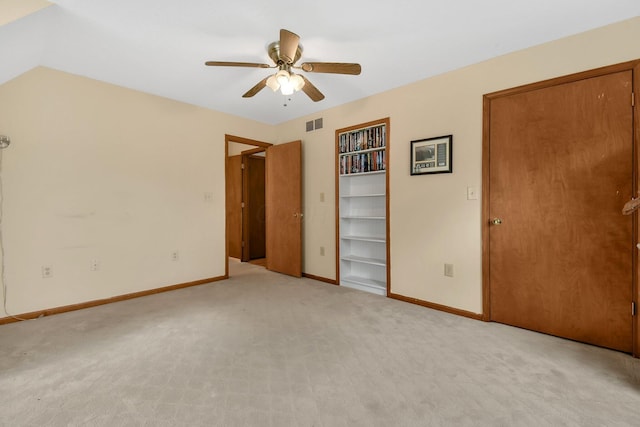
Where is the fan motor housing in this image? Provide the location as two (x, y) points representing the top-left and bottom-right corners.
(268, 41), (303, 65)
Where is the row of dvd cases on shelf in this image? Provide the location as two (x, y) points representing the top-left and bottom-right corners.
(339, 150), (386, 175)
(338, 124), (386, 154)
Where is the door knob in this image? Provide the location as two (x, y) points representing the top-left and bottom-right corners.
(491, 218), (502, 225)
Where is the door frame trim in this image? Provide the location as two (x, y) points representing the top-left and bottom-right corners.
(224, 134), (272, 278)
(481, 59), (640, 357)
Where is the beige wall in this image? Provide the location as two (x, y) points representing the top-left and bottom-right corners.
(1, 17), (639, 317)
(280, 17), (640, 315)
(0, 0), (50, 26)
(0, 67), (274, 314)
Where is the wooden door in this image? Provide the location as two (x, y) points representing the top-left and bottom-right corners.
(266, 140), (302, 277)
(226, 154), (243, 259)
(245, 155), (266, 260)
(487, 71), (633, 352)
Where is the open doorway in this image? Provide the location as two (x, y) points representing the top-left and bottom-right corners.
(225, 135), (272, 276)
(225, 134), (303, 279)
(228, 150), (266, 263)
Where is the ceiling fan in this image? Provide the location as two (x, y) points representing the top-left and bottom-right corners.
(205, 29), (361, 102)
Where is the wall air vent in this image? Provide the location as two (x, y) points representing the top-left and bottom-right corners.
(305, 118), (324, 132)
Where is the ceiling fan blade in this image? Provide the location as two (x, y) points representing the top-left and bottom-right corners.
(279, 29), (300, 64)
(242, 78), (268, 98)
(300, 76), (325, 102)
(300, 62), (361, 75)
(205, 61), (271, 68)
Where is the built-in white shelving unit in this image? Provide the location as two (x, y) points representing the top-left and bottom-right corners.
(336, 118), (389, 296)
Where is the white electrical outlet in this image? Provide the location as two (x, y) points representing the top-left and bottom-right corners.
(42, 265), (53, 278)
(204, 192), (214, 203)
(91, 259), (100, 271)
(172, 250), (180, 261)
(444, 263), (454, 277)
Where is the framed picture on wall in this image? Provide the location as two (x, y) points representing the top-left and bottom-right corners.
(410, 135), (453, 175)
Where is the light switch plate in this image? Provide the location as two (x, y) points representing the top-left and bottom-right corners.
(444, 263), (454, 277)
(467, 187), (478, 200)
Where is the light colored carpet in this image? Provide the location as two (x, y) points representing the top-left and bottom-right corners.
(1, 260), (639, 426)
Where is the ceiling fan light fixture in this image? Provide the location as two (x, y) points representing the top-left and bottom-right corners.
(280, 81), (295, 95)
(276, 69), (290, 86)
(290, 73), (305, 91)
(266, 74), (280, 91)
(273, 68), (303, 96)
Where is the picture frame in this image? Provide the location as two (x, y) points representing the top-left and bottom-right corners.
(410, 135), (452, 175)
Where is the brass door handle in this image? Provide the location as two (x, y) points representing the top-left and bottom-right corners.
(491, 218), (503, 225)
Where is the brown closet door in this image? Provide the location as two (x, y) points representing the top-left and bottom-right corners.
(488, 71), (633, 352)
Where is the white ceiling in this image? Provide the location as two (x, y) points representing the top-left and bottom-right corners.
(1, 0), (639, 125)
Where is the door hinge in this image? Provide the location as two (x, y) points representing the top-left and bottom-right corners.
(241, 241), (245, 247)
(632, 92), (635, 107)
(241, 163), (245, 169)
(633, 301), (636, 316)
(241, 202), (245, 208)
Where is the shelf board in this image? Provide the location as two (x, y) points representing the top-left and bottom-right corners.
(340, 170), (386, 177)
(340, 193), (385, 198)
(341, 255), (386, 267)
(340, 276), (386, 295)
(341, 216), (385, 220)
(340, 235), (385, 243)
(339, 146), (386, 156)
